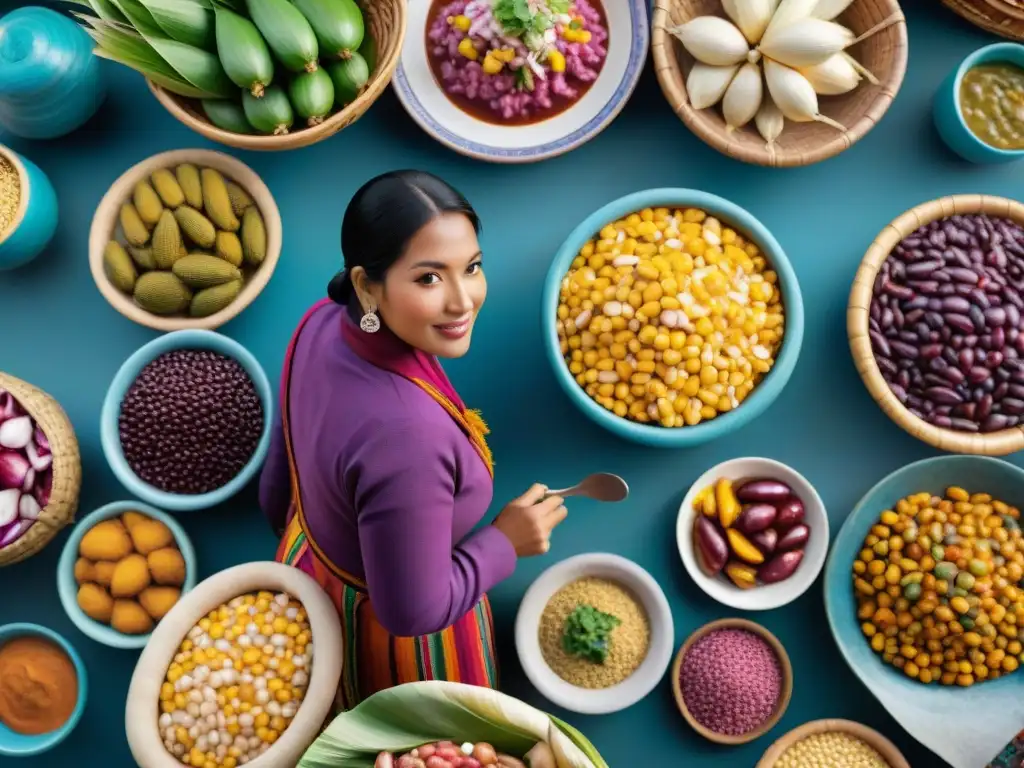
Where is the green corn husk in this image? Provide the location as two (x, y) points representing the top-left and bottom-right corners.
(214, 6), (274, 96)
(202, 98), (256, 133)
(296, 681), (608, 768)
(290, 0), (364, 60)
(68, 0), (130, 24)
(326, 52), (368, 107)
(242, 85), (293, 134)
(288, 67), (334, 125)
(245, 0), (319, 73)
(108, 0), (161, 33)
(77, 15), (224, 98)
(137, 0), (216, 50)
(145, 35), (236, 97)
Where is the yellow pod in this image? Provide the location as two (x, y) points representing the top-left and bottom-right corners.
(715, 477), (741, 528)
(726, 528), (765, 565)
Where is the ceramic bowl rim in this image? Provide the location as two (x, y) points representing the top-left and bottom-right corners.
(0, 145), (30, 248)
(676, 456), (830, 611)
(541, 188), (804, 447)
(0, 622), (89, 756)
(56, 500), (199, 649)
(99, 330), (273, 511)
(670, 617), (793, 745)
(391, 0), (649, 163)
(949, 42), (1024, 159)
(514, 552), (675, 715)
(755, 718), (911, 768)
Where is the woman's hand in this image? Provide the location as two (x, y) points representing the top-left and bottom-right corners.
(492, 483), (567, 557)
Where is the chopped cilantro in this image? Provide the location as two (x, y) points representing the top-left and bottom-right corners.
(561, 604), (621, 664)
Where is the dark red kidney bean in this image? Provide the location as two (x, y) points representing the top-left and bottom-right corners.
(736, 504), (777, 534)
(905, 308), (926, 324)
(925, 312), (944, 329)
(759, 550), (805, 584)
(890, 384), (908, 402)
(1003, 398), (1024, 415)
(948, 267), (980, 284)
(891, 341), (918, 359)
(694, 517), (728, 577)
(920, 344), (942, 359)
(751, 528), (778, 556)
(969, 305), (986, 330)
(870, 331), (891, 357)
(942, 296), (971, 313)
(993, 327), (1006, 349)
(909, 281), (940, 294)
(884, 281), (914, 300)
(776, 524), (810, 551)
(877, 357), (897, 376)
(943, 367), (965, 385)
(932, 415), (953, 427)
(1009, 384), (1024, 399)
(950, 417), (980, 431)
(906, 296), (929, 311)
(994, 382), (1010, 400)
(946, 313), (974, 333)
(1007, 304), (1020, 326)
(984, 414), (1014, 431)
(906, 260), (941, 276)
(899, 330), (919, 344)
(774, 497), (805, 529)
(990, 351), (1005, 368)
(969, 367), (991, 385)
(735, 479), (791, 503)
(926, 386), (963, 404)
(979, 394), (994, 419)
(897, 369), (911, 389)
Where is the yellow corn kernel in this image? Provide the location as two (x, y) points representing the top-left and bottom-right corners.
(548, 49), (566, 73)
(457, 37), (478, 60)
(481, 54), (503, 75)
(449, 14), (471, 31)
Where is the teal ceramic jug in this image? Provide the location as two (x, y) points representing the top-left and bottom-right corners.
(0, 6), (106, 140)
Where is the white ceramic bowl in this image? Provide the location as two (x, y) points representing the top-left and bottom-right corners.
(515, 553), (674, 715)
(392, 0), (648, 162)
(676, 457), (829, 611)
(125, 562), (343, 768)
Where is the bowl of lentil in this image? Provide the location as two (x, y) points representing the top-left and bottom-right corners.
(756, 718), (910, 768)
(677, 457), (829, 611)
(56, 500), (199, 650)
(543, 188), (803, 448)
(848, 193), (1024, 456)
(124, 561), (343, 768)
(933, 43), (1024, 165)
(100, 330), (273, 512)
(671, 618), (792, 745)
(514, 552), (674, 715)
(824, 455), (1024, 763)
(0, 144), (58, 271)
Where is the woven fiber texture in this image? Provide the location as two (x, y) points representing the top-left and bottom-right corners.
(149, 0), (408, 151)
(941, 0), (1024, 41)
(651, 0), (908, 167)
(0, 372), (81, 567)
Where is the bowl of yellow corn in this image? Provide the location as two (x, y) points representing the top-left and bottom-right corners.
(124, 561), (343, 768)
(543, 188), (804, 447)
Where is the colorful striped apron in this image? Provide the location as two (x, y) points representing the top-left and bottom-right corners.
(274, 300), (500, 710)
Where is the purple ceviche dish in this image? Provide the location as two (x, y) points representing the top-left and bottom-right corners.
(427, 0), (609, 123)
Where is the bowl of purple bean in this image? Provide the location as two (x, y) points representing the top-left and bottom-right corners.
(100, 330), (272, 512)
(849, 194), (1024, 456)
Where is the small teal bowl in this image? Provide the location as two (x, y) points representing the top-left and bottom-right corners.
(933, 42), (1024, 164)
(825, 456), (1024, 754)
(100, 330), (273, 512)
(56, 500), (198, 650)
(541, 188), (804, 448)
(0, 623), (88, 756)
(0, 144), (58, 271)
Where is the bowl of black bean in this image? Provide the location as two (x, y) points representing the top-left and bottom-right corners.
(849, 194), (1024, 456)
(100, 330), (273, 511)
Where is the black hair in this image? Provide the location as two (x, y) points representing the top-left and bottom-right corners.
(327, 170), (480, 308)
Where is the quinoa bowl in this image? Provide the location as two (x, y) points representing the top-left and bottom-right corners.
(542, 188), (804, 448)
(0, 144), (58, 272)
(514, 552), (674, 715)
(100, 330), (273, 513)
(392, 0), (648, 162)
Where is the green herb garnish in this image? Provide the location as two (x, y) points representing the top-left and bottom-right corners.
(561, 604), (621, 664)
(515, 66), (535, 92)
(493, 0), (571, 38)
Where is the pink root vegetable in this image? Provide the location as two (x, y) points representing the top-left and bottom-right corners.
(0, 391), (21, 424)
(0, 450), (30, 490)
(33, 425), (49, 455)
(375, 752), (395, 768)
(0, 518), (33, 548)
(0, 488), (19, 526)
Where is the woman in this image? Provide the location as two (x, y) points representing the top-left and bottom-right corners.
(259, 170), (568, 709)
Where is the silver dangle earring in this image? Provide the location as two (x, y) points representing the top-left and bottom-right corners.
(360, 308), (381, 334)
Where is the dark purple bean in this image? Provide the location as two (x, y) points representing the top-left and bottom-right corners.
(932, 270), (951, 282)
(942, 296), (971, 313)
(890, 383), (908, 402)
(881, 307), (894, 328)
(924, 373), (949, 388)
(1006, 304), (1020, 327)
(893, 306), (905, 328)
(954, 402), (976, 419)
(995, 382), (1010, 400)
(968, 367), (992, 385)
(905, 308), (926, 324)
(870, 330), (891, 357)
(898, 330), (919, 344)
(1002, 398), (1024, 415)
(946, 313), (975, 333)
(925, 312), (944, 329)
(979, 394), (994, 420)
(877, 357), (897, 376)
(993, 327), (1007, 349)
(983, 414), (1013, 431)
(1009, 384), (1024, 399)
(990, 351), (1005, 368)
(950, 418), (980, 432)
(897, 369), (911, 389)
(943, 367), (965, 385)
(926, 386), (963, 405)
(891, 341), (918, 359)
(907, 260), (942, 277)
(885, 282), (915, 300)
(931, 415), (953, 428)
(930, 356), (949, 372)
(905, 296), (930, 311)
(970, 288), (992, 307)
(969, 305), (986, 330)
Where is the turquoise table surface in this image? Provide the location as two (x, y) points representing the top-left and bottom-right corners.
(1, 1), (1022, 765)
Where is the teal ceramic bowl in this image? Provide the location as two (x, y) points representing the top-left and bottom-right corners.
(100, 330), (273, 512)
(56, 500), (198, 650)
(933, 42), (1024, 164)
(0, 623), (88, 756)
(825, 456), (1024, 756)
(541, 188), (804, 448)
(0, 144), (58, 271)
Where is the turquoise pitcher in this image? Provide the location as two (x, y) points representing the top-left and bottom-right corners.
(0, 6), (106, 140)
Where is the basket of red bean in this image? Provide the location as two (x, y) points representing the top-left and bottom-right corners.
(849, 194), (1024, 455)
(100, 330), (272, 512)
(677, 457), (830, 611)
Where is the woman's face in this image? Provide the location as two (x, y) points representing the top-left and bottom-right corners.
(362, 212), (486, 358)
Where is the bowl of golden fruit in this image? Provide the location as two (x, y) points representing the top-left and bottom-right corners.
(57, 500), (197, 649)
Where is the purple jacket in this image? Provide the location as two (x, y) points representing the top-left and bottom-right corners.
(259, 302), (516, 636)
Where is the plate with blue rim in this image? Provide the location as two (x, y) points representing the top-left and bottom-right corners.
(392, 0), (649, 163)
(824, 455), (1024, 768)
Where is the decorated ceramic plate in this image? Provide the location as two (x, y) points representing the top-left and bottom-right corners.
(824, 455), (1024, 768)
(392, 0), (649, 163)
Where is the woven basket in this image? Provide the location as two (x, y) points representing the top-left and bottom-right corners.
(148, 0), (407, 151)
(0, 372), (81, 567)
(847, 194), (1024, 456)
(651, 0), (908, 167)
(942, 0), (1024, 41)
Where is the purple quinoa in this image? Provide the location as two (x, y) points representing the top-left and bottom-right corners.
(428, 0), (608, 122)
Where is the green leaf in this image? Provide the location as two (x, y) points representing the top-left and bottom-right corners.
(137, 0), (216, 50)
(297, 682), (603, 768)
(108, 0), (162, 34)
(145, 35), (235, 96)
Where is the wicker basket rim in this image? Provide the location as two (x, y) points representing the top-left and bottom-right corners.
(847, 194), (1024, 454)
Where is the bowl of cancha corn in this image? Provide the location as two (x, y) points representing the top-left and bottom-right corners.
(542, 188), (804, 448)
(88, 149), (282, 332)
